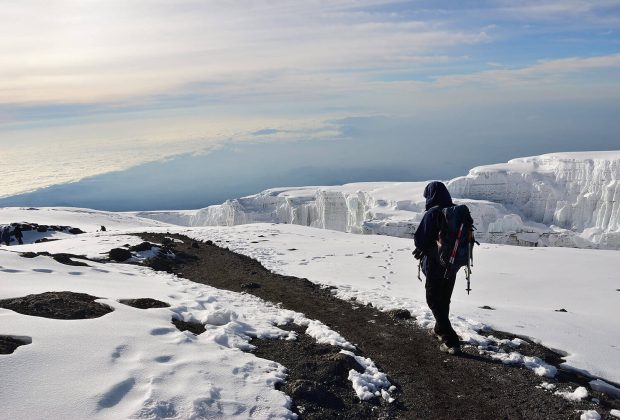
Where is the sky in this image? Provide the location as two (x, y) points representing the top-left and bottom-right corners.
(1, 0), (620, 209)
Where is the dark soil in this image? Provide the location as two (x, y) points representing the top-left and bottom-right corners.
(171, 318), (206, 335)
(118, 298), (170, 309)
(252, 325), (397, 419)
(138, 233), (618, 419)
(0, 336), (31, 355)
(0, 291), (113, 320)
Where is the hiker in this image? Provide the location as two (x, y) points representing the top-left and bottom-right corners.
(12, 225), (24, 245)
(0, 225), (10, 245)
(413, 181), (462, 354)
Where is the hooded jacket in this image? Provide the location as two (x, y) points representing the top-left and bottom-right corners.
(414, 181), (454, 275)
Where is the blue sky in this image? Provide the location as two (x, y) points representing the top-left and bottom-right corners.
(1, 1), (619, 208)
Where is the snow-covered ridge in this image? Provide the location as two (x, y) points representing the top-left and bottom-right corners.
(138, 151), (620, 249)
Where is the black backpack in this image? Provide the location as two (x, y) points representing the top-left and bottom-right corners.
(438, 205), (475, 281)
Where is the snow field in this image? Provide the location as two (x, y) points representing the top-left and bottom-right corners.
(0, 231), (394, 419)
(2, 206), (619, 416)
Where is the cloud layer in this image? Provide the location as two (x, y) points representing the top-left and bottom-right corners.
(1, 1), (619, 199)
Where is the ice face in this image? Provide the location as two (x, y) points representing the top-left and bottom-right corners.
(448, 152), (620, 248)
(138, 152), (620, 250)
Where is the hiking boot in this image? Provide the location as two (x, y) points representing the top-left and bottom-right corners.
(439, 343), (461, 355)
(428, 329), (445, 342)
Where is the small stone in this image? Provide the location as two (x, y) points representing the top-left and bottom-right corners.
(387, 309), (412, 320)
(479, 305), (495, 310)
(554, 308), (568, 313)
(241, 282), (261, 289)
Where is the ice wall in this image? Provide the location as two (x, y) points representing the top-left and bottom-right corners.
(187, 183), (553, 245)
(137, 151), (620, 249)
(448, 152), (620, 248)
(190, 184), (427, 234)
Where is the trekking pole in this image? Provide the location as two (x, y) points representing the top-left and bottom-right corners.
(417, 259), (423, 282)
(466, 229), (472, 295)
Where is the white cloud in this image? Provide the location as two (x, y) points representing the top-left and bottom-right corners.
(0, 1), (489, 104)
(434, 53), (620, 88)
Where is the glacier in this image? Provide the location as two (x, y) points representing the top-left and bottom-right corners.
(135, 151), (620, 249)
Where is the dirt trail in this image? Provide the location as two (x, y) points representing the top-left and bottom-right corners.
(140, 233), (616, 419)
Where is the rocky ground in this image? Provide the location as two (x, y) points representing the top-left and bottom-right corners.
(135, 233), (619, 420)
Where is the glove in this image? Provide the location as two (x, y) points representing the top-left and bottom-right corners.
(412, 248), (424, 260)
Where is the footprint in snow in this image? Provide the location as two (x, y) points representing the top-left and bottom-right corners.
(150, 327), (176, 336)
(97, 377), (136, 409)
(32, 268), (53, 273)
(1, 268), (24, 273)
(154, 355), (173, 363)
(111, 345), (128, 361)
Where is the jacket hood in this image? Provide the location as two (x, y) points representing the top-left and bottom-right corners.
(424, 181), (453, 211)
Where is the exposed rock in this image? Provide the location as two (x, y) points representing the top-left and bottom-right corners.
(285, 380), (342, 409)
(555, 308), (568, 313)
(322, 352), (365, 376)
(35, 238), (58, 244)
(128, 242), (154, 252)
(144, 256), (174, 272)
(118, 298), (170, 309)
(51, 253), (90, 267)
(480, 305), (496, 310)
(68, 227), (84, 234)
(20, 252), (38, 259)
(109, 248), (132, 262)
(172, 318), (206, 335)
(0, 336), (31, 354)
(0, 291), (113, 319)
(241, 282), (261, 289)
(387, 309), (412, 320)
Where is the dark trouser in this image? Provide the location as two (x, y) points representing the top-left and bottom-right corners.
(425, 270), (459, 347)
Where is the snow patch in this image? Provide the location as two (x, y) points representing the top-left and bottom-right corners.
(555, 386), (589, 401)
(340, 350), (394, 402)
(580, 410), (601, 420)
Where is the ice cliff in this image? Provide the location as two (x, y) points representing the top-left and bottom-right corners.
(136, 151), (620, 249)
(448, 152), (620, 249)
